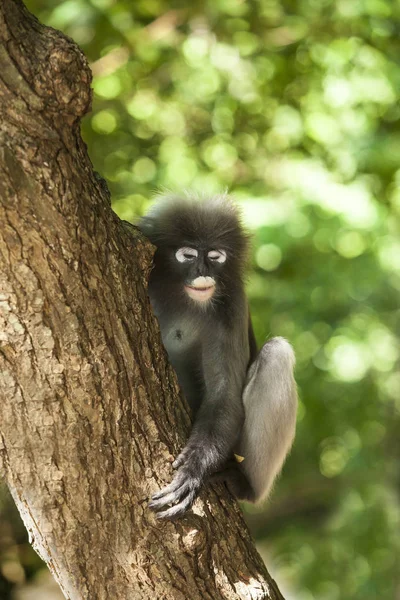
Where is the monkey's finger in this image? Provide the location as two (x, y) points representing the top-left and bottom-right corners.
(150, 474), (186, 502)
(172, 453), (187, 470)
(150, 484), (180, 504)
(149, 484), (188, 510)
(172, 448), (194, 470)
(150, 475), (200, 512)
(156, 489), (198, 520)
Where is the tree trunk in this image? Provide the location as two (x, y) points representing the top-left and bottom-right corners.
(0, 2), (285, 599)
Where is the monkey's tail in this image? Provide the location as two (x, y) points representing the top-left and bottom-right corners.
(238, 337), (298, 503)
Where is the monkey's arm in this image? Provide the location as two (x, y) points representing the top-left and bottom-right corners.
(248, 312), (258, 364)
(149, 326), (247, 519)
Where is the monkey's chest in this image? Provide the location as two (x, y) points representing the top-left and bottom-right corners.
(162, 321), (199, 360)
(160, 320), (203, 411)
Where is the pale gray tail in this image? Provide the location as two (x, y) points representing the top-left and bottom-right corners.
(237, 337), (297, 503)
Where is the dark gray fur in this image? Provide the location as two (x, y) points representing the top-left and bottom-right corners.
(139, 193), (297, 519)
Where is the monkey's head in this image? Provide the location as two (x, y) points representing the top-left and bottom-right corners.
(138, 193), (250, 305)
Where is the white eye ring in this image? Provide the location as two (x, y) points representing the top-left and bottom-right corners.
(207, 250), (227, 263)
(175, 247), (198, 263)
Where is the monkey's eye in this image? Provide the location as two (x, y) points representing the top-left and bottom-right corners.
(207, 250), (227, 264)
(175, 247), (198, 263)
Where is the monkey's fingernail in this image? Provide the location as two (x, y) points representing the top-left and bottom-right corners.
(150, 492), (162, 501)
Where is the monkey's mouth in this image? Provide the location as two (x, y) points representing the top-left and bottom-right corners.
(185, 281), (216, 302)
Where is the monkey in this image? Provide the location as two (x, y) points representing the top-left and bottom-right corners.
(138, 193), (297, 519)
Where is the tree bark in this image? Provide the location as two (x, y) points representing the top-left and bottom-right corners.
(0, 2), (285, 599)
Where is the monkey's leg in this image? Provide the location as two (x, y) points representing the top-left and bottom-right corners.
(210, 462), (254, 501)
(233, 337), (297, 503)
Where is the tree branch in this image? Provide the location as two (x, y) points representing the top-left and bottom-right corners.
(0, 1), (285, 598)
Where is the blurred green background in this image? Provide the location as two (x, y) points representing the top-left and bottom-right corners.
(1, 0), (400, 598)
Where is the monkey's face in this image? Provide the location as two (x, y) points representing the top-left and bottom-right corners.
(174, 246), (227, 303)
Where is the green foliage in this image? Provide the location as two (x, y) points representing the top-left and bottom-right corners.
(9, 0), (400, 598)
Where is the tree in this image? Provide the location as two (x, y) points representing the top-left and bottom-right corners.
(0, 1), (285, 598)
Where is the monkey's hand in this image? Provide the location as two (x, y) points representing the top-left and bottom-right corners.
(149, 448), (208, 519)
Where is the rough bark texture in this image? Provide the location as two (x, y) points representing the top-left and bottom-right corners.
(0, 2), (285, 599)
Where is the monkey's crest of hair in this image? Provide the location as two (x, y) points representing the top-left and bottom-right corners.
(139, 193), (251, 268)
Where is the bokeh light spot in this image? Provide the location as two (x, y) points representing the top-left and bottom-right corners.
(256, 244), (282, 271)
(91, 110), (117, 134)
(131, 158), (157, 183)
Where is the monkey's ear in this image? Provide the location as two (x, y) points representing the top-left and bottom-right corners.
(137, 216), (155, 238)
